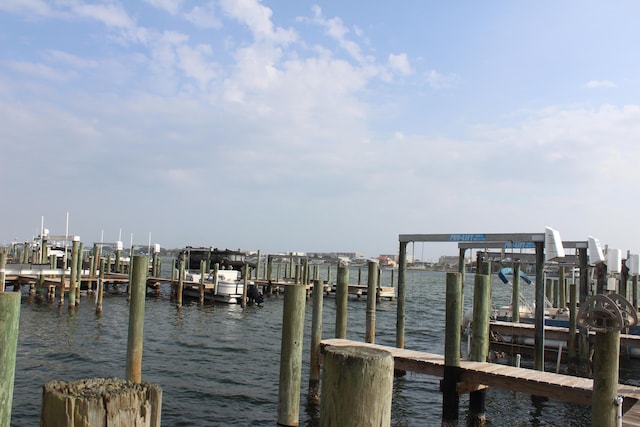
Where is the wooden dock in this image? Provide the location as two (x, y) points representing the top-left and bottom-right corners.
(320, 338), (640, 424)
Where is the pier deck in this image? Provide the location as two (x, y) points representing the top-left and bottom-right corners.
(320, 338), (640, 424)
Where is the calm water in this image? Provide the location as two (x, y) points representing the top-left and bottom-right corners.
(9, 269), (634, 426)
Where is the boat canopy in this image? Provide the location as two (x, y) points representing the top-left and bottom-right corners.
(498, 267), (532, 285)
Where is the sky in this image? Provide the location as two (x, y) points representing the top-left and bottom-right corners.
(2, 1), (640, 260)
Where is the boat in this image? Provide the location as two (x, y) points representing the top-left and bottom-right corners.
(182, 269), (263, 304)
(184, 247), (248, 271)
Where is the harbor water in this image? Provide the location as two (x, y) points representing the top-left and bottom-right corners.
(8, 269), (637, 426)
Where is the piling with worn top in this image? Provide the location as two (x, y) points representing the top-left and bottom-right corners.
(592, 327), (621, 427)
(0, 292), (20, 427)
(126, 256), (148, 383)
(442, 272), (462, 426)
(0, 251), (6, 292)
(277, 284), (306, 426)
(96, 258), (105, 314)
(40, 378), (162, 427)
(396, 241), (407, 349)
(308, 279), (324, 404)
(69, 238), (79, 307)
(366, 260), (378, 344)
(469, 271), (491, 426)
(320, 345), (393, 427)
(512, 262), (521, 322)
(335, 264), (349, 339)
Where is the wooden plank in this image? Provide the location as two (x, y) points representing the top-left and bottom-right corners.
(320, 339), (640, 411)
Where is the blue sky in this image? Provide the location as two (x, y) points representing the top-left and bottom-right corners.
(2, 1), (640, 260)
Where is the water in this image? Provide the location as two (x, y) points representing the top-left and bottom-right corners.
(8, 269), (631, 426)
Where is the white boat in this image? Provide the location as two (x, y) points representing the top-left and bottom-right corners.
(182, 269), (263, 304)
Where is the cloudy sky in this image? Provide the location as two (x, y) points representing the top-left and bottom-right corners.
(1, 1), (639, 260)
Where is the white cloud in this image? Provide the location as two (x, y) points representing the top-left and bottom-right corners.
(184, 3), (222, 29)
(388, 53), (413, 75)
(219, 0), (296, 45)
(71, 3), (135, 29)
(6, 61), (69, 81)
(586, 80), (616, 89)
(0, 0), (53, 16)
(144, 0), (184, 15)
(426, 69), (458, 88)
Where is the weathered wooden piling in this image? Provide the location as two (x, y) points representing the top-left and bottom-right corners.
(69, 238), (79, 307)
(442, 272), (462, 426)
(469, 271), (491, 426)
(176, 256), (185, 309)
(96, 258), (105, 314)
(40, 378), (162, 427)
(199, 260), (206, 305)
(75, 241), (84, 304)
(277, 284), (306, 426)
(0, 251), (6, 293)
(396, 241), (407, 349)
(335, 264), (349, 339)
(320, 345), (393, 427)
(592, 327), (621, 427)
(126, 256), (148, 383)
(366, 260), (378, 344)
(512, 262), (521, 322)
(0, 292), (20, 427)
(308, 279), (324, 404)
(242, 264), (248, 309)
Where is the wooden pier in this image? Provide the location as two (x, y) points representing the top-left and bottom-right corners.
(320, 338), (640, 425)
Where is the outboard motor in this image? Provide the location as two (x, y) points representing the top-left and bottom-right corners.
(247, 284), (264, 305)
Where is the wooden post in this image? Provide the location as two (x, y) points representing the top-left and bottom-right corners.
(176, 255), (185, 309)
(558, 265), (566, 309)
(96, 258), (105, 314)
(0, 251), (6, 293)
(242, 264), (248, 309)
(251, 250), (264, 280)
(634, 275), (639, 312)
(40, 378), (162, 427)
(568, 282), (577, 360)
(277, 284), (306, 426)
(442, 272), (462, 426)
(512, 261), (521, 322)
(578, 247), (589, 303)
(75, 241), (83, 304)
(396, 241), (407, 349)
(335, 264), (349, 339)
(366, 260), (378, 344)
(267, 255), (273, 282)
(534, 240), (545, 371)
(469, 271), (491, 426)
(126, 256), (148, 383)
(592, 329), (621, 427)
(0, 292), (20, 427)
(308, 279), (323, 404)
(199, 260), (205, 305)
(69, 238), (79, 307)
(320, 346), (393, 427)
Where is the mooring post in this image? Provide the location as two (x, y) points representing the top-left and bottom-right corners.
(366, 260), (379, 344)
(242, 264), (248, 308)
(69, 237), (79, 307)
(308, 279), (324, 405)
(177, 255), (185, 309)
(0, 292), (20, 427)
(335, 264), (349, 339)
(469, 270), (491, 426)
(126, 255), (148, 383)
(442, 272), (462, 426)
(534, 240), (545, 371)
(320, 345), (393, 427)
(96, 258), (105, 314)
(396, 241), (407, 349)
(75, 241), (83, 304)
(558, 265), (566, 309)
(592, 328), (621, 427)
(40, 378), (162, 427)
(568, 282), (577, 361)
(0, 251), (6, 292)
(199, 259), (206, 305)
(255, 250), (261, 280)
(277, 284), (306, 426)
(512, 261), (521, 322)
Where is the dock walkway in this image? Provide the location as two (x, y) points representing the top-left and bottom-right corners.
(320, 338), (640, 425)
